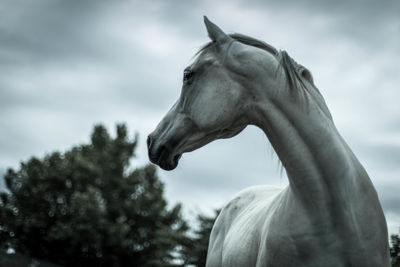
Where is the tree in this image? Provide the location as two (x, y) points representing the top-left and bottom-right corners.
(0, 124), (189, 266)
(391, 234), (400, 267)
(183, 210), (220, 266)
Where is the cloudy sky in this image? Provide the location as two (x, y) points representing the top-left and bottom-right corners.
(1, 0), (399, 234)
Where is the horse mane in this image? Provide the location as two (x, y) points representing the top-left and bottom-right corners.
(199, 33), (316, 92)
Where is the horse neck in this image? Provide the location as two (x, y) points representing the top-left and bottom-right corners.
(252, 84), (367, 207)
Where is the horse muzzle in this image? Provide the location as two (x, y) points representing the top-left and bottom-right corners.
(147, 135), (182, 171)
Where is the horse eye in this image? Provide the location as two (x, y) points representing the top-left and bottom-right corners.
(183, 70), (194, 83)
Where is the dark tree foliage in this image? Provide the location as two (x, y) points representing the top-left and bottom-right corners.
(0, 124), (189, 267)
(391, 234), (400, 267)
(183, 210), (220, 266)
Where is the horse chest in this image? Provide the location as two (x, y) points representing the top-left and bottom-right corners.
(220, 209), (334, 267)
(212, 188), (344, 267)
(214, 187), (282, 267)
(208, 186), (389, 267)
(221, 213), (265, 266)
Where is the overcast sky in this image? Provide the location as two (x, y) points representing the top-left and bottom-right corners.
(1, 0), (399, 235)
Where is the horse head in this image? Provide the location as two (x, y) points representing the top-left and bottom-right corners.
(147, 17), (323, 170)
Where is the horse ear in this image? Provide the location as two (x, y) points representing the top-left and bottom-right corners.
(204, 16), (231, 44)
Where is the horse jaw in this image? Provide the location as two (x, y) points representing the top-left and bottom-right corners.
(148, 117), (247, 171)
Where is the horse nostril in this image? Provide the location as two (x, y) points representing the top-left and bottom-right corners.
(147, 135), (153, 149)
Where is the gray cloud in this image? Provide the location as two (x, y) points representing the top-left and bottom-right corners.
(0, 0), (112, 64)
(379, 183), (400, 215)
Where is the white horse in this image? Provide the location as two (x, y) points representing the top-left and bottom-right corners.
(147, 17), (390, 266)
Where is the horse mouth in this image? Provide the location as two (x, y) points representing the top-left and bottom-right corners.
(149, 145), (182, 171)
(160, 153), (182, 171)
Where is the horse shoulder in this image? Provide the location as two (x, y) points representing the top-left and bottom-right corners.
(206, 185), (283, 267)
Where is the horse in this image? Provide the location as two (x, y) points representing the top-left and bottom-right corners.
(147, 17), (390, 267)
